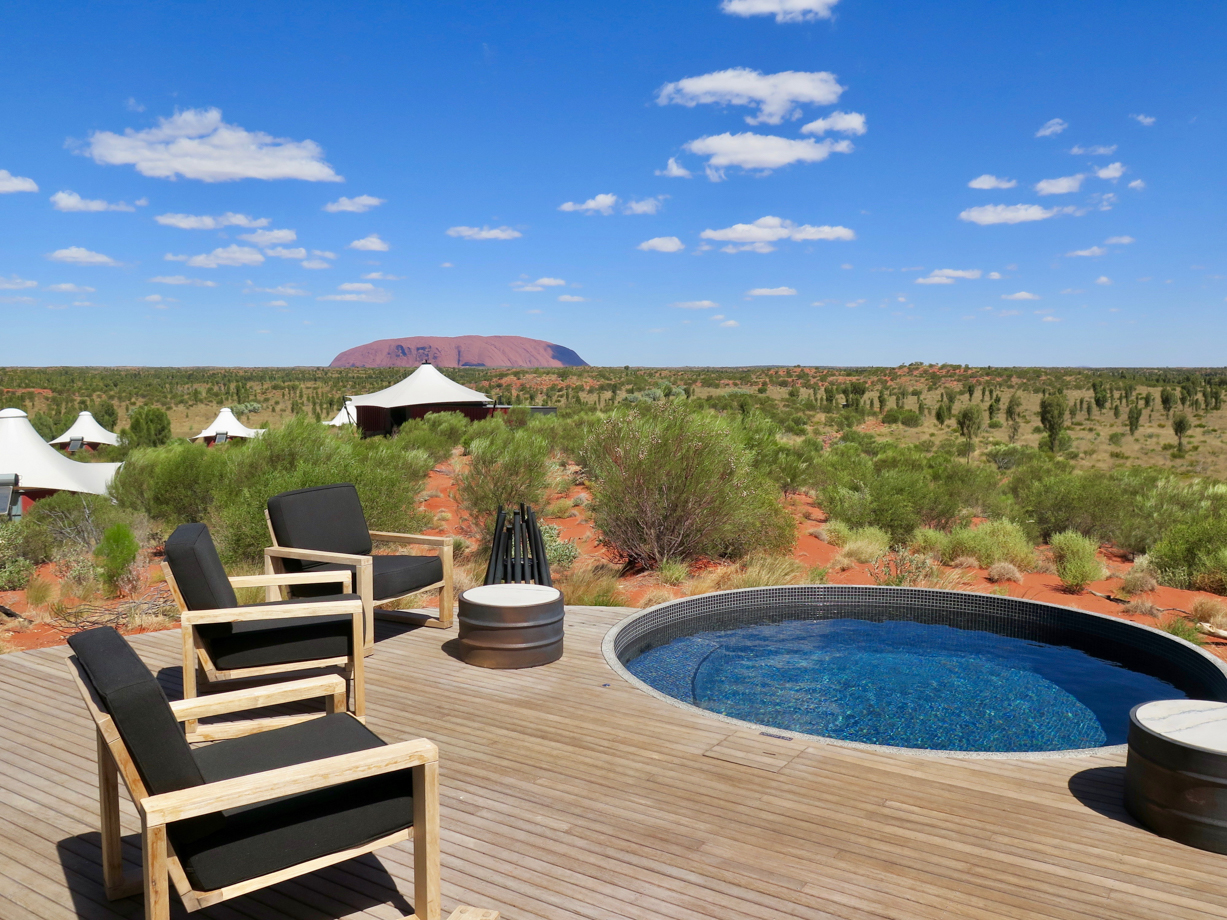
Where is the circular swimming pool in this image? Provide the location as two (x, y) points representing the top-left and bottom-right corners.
(605, 586), (1227, 757)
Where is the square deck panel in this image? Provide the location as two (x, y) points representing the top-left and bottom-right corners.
(703, 730), (809, 773)
(3, 605), (1227, 919)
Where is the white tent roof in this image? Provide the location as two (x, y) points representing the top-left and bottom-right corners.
(49, 411), (120, 447)
(325, 399), (356, 427)
(349, 363), (491, 409)
(191, 407), (266, 441)
(0, 408), (121, 495)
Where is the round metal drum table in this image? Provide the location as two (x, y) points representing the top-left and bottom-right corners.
(457, 584), (565, 669)
(1125, 699), (1227, 854)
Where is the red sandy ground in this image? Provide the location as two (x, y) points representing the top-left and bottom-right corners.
(5, 458), (1226, 664)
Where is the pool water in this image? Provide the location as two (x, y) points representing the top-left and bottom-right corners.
(626, 619), (1186, 752)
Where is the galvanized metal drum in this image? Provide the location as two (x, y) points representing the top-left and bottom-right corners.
(457, 584), (564, 669)
(1125, 700), (1227, 855)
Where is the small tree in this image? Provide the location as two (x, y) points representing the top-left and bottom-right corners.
(1005, 392), (1023, 424)
(1172, 411), (1192, 452)
(1039, 393), (1067, 452)
(955, 404), (984, 462)
(1127, 404), (1143, 437)
(1160, 387), (1175, 417)
(122, 406), (172, 448)
(94, 523), (140, 596)
(934, 401), (949, 427)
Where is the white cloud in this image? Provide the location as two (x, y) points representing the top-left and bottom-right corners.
(719, 319), (740, 327)
(318, 291), (390, 303)
(0, 169), (38, 193)
(362, 272), (403, 280)
(165, 244), (263, 268)
(244, 283), (308, 296)
(958, 203), (1072, 225)
(512, 277), (565, 292)
(720, 0), (840, 23)
(558, 294), (586, 302)
(125, 97), (145, 112)
(624, 196), (666, 215)
(301, 259), (332, 269)
(312, 250), (335, 258)
(264, 246), (307, 259)
(84, 107), (342, 182)
(1067, 246), (1107, 257)
(655, 157), (692, 178)
(46, 282), (95, 292)
(1128, 179), (1145, 190)
(239, 228), (296, 246)
(916, 269), (980, 284)
(0, 276), (37, 290)
(1096, 162), (1125, 180)
(1095, 276), (1112, 285)
(800, 110), (866, 136)
(988, 272), (1002, 279)
(700, 215), (853, 253)
(637, 236), (685, 252)
(1071, 144), (1117, 155)
(747, 286), (796, 296)
(685, 132), (852, 176)
(348, 233), (389, 251)
(324, 194), (385, 213)
(968, 174), (1016, 189)
(338, 282), (375, 292)
(1131, 114), (1156, 126)
(1042, 315), (1061, 322)
(1105, 235), (1135, 245)
(1036, 118), (1068, 137)
(440, 262), (454, 268)
(155, 211), (268, 229)
(143, 294), (175, 306)
(50, 190), (135, 212)
(559, 193), (618, 215)
(1002, 291), (1040, 300)
(673, 300), (719, 309)
(446, 225), (521, 240)
(1035, 174), (1085, 195)
(915, 276), (954, 285)
(656, 68), (844, 125)
(47, 246), (118, 266)
(149, 275), (216, 286)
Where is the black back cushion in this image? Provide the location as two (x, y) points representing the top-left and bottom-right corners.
(267, 483), (373, 557)
(67, 627), (205, 795)
(165, 523), (238, 611)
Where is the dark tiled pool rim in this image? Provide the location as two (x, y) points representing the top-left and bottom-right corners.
(601, 585), (1227, 760)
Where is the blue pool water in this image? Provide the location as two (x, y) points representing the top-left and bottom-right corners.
(626, 619), (1186, 752)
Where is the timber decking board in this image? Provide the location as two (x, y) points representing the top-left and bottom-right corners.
(1, 606), (1226, 919)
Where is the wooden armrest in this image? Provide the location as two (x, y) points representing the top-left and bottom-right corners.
(182, 598), (363, 626)
(142, 737), (439, 825)
(264, 546), (371, 566)
(169, 675), (347, 721)
(229, 571), (354, 591)
(369, 531), (450, 548)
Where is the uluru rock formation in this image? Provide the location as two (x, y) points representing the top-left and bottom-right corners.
(329, 334), (588, 368)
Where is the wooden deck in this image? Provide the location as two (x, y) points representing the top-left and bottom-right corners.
(2, 606), (1226, 920)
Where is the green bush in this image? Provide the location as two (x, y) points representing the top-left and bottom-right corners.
(110, 440), (228, 524)
(0, 522), (33, 590)
(1149, 518), (1227, 593)
(394, 411), (471, 464)
(1049, 530), (1103, 592)
(457, 427), (551, 538)
(580, 403), (793, 568)
(94, 523), (140, 595)
(539, 523), (579, 571)
(18, 492), (127, 563)
(909, 527), (948, 559)
(121, 406), (172, 448)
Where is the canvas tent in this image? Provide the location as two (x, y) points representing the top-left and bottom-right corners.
(0, 408), (121, 516)
(325, 399), (356, 427)
(348, 363), (492, 436)
(191, 407), (266, 446)
(50, 411), (119, 452)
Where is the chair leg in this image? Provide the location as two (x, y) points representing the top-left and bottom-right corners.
(98, 730), (125, 896)
(357, 561), (375, 654)
(181, 629), (198, 736)
(413, 761), (441, 920)
(142, 822), (170, 920)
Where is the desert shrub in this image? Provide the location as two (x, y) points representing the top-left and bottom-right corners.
(394, 412), (469, 463)
(0, 523), (34, 590)
(557, 563), (627, 606)
(121, 405), (172, 448)
(1191, 597), (1227, 629)
(820, 521), (852, 546)
(805, 565), (829, 584)
(951, 555), (980, 569)
(580, 404), (793, 568)
(94, 524), (140, 596)
(456, 427), (550, 539)
(1149, 518), (1227, 593)
(722, 554), (805, 589)
(869, 551), (937, 587)
(19, 492), (126, 563)
(544, 498), (573, 519)
(110, 440), (228, 524)
(1049, 531), (1104, 592)
(1160, 615), (1203, 646)
(1120, 563), (1158, 596)
(1123, 598), (1160, 618)
(970, 520), (1036, 570)
(460, 416), (507, 452)
(908, 527), (948, 560)
(24, 576), (55, 611)
(841, 526), (890, 563)
(657, 560), (689, 585)
(539, 523), (579, 571)
(638, 587), (675, 609)
(986, 561), (1023, 584)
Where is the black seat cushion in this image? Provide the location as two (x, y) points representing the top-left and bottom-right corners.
(196, 600), (357, 670)
(67, 627), (205, 796)
(165, 523), (237, 611)
(289, 554), (444, 602)
(267, 483), (374, 561)
(174, 713), (413, 892)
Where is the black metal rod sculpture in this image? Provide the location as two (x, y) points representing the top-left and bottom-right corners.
(482, 504), (553, 587)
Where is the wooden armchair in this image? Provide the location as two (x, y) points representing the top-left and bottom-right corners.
(264, 483), (454, 653)
(162, 522), (366, 730)
(66, 626), (497, 920)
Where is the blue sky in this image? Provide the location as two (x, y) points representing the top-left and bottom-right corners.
(1, 0), (1224, 367)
